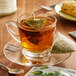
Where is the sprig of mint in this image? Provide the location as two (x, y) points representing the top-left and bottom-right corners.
(32, 70), (66, 76)
(32, 66), (66, 76)
(41, 73), (54, 76)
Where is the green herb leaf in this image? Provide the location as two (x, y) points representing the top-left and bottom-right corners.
(24, 18), (46, 28)
(54, 71), (60, 76)
(32, 70), (43, 75)
(40, 66), (49, 70)
(42, 73), (51, 76)
(41, 71), (66, 76)
(41, 73), (55, 76)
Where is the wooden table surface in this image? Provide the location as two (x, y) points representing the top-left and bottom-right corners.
(0, 0), (76, 76)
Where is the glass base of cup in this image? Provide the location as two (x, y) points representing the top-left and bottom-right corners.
(22, 48), (52, 63)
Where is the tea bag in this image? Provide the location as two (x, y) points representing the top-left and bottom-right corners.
(25, 19), (46, 28)
(51, 32), (76, 54)
(24, 12), (47, 28)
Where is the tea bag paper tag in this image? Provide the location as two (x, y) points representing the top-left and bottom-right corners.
(5, 44), (19, 52)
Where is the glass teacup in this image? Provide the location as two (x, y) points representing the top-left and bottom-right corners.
(6, 12), (57, 65)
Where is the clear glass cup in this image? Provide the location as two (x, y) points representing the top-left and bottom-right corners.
(6, 12), (57, 65)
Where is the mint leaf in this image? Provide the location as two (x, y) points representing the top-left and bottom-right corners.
(32, 70), (43, 75)
(41, 73), (55, 76)
(54, 71), (60, 76)
(40, 66), (49, 70)
(24, 18), (46, 28)
(41, 71), (66, 76)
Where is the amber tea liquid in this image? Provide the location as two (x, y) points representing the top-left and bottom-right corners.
(18, 17), (55, 53)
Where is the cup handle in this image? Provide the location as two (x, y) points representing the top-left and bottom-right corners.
(6, 21), (21, 43)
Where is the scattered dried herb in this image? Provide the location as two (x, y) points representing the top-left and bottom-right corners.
(32, 70), (43, 75)
(40, 66), (49, 70)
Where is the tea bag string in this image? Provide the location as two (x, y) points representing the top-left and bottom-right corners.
(30, 12), (35, 20)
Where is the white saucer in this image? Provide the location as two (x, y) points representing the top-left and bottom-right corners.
(4, 39), (72, 66)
